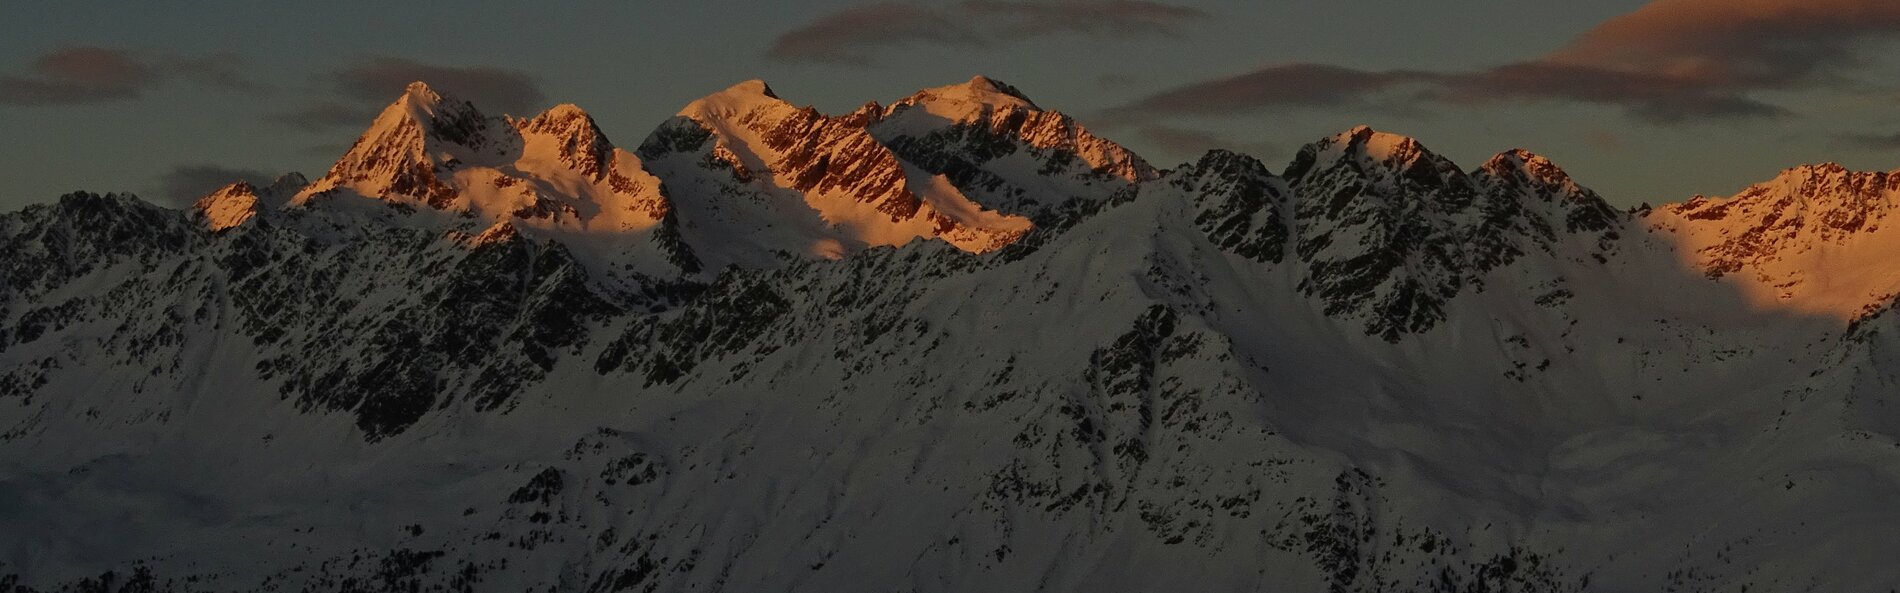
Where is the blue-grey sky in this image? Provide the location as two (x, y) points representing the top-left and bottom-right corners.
(4, 0), (1900, 211)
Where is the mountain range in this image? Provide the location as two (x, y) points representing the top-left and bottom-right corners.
(5, 76), (1900, 592)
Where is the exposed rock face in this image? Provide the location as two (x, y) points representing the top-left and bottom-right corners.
(655, 79), (1032, 258)
(192, 173), (309, 232)
(873, 76), (1159, 216)
(1659, 163), (1900, 275)
(1282, 126), (1486, 340)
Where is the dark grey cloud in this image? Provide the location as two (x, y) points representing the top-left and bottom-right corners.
(1584, 129), (1624, 152)
(769, 3), (977, 66)
(1138, 125), (1275, 162)
(769, 1), (1205, 65)
(270, 57), (547, 132)
(966, 1), (1206, 38)
(300, 142), (355, 158)
(1, 47), (158, 105)
(1111, 64), (1429, 117)
(162, 53), (270, 95)
(1115, 61), (1790, 125)
(1845, 132), (1900, 150)
(267, 101), (382, 132)
(1112, 0), (1900, 124)
(1435, 62), (1792, 123)
(0, 46), (265, 106)
(331, 58), (545, 114)
(154, 164), (272, 207)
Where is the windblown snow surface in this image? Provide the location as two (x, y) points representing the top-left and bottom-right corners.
(4, 78), (1900, 592)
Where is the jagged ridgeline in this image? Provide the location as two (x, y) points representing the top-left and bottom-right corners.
(4, 77), (1900, 592)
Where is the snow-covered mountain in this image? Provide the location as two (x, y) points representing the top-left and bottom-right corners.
(4, 77), (1900, 592)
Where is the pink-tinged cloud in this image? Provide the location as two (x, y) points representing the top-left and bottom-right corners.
(0, 47), (154, 105)
(768, 3), (980, 65)
(769, 1), (1205, 65)
(1552, 0), (1900, 87)
(0, 47), (263, 106)
(1113, 0), (1900, 123)
(269, 58), (547, 131)
(966, 1), (1206, 38)
(1137, 125), (1276, 162)
(1583, 129), (1624, 152)
(1110, 64), (1430, 116)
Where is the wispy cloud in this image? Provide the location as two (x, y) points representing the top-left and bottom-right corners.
(1112, 0), (1900, 124)
(0, 47), (265, 106)
(769, 1), (1206, 65)
(1584, 129), (1625, 152)
(967, 0), (1205, 38)
(154, 164), (272, 207)
(1110, 64), (1430, 117)
(769, 3), (978, 66)
(269, 58), (547, 131)
(331, 58), (545, 114)
(1845, 132), (1900, 150)
(1138, 125), (1276, 162)
(268, 101), (379, 132)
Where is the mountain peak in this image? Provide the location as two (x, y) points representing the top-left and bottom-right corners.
(730, 79), (779, 99)
(269, 172), (309, 192)
(1756, 162), (1895, 195)
(1479, 149), (1564, 179)
(1776, 162), (1852, 181)
(1657, 161), (1900, 286)
(401, 80), (441, 103)
(392, 80), (474, 122)
(1285, 126), (1451, 184)
(1337, 125), (1426, 162)
(521, 103), (604, 137)
(193, 181), (262, 231)
(363, 80), (493, 151)
(896, 75), (1040, 112)
(536, 102), (591, 119)
(1487, 147), (1545, 164)
(963, 75), (1035, 103)
(679, 79), (790, 120)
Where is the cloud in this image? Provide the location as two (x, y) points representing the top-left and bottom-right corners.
(1112, 0), (1900, 123)
(1138, 125), (1276, 161)
(769, 1), (1205, 64)
(0, 46), (264, 106)
(1845, 132), (1900, 150)
(162, 53), (270, 95)
(1111, 64), (1428, 117)
(0, 47), (155, 105)
(1114, 62), (1791, 125)
(1435, 62), (1793, 123)
(330, 58), (545, 114)
(269, 58), (547, 131)
(267, 101), (380, 132)
(1549, 0), (1900, 89)
(769, 3), (979, 65)
(300, 142), (355, 157)
(154, 164), (272, 207)
(966, 1), (1207, 38)
(1584, 129), (1624, 152)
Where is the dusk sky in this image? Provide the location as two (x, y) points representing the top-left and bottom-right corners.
(5, 0), (1900, 210)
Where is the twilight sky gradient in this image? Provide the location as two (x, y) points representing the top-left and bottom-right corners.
(4, 0), (1900, 210)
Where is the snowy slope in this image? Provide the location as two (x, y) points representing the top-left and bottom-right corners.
(872, 76), (1158, 216)
(3, 80), (1900, 593)
(1646, 163), (1900, 316)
